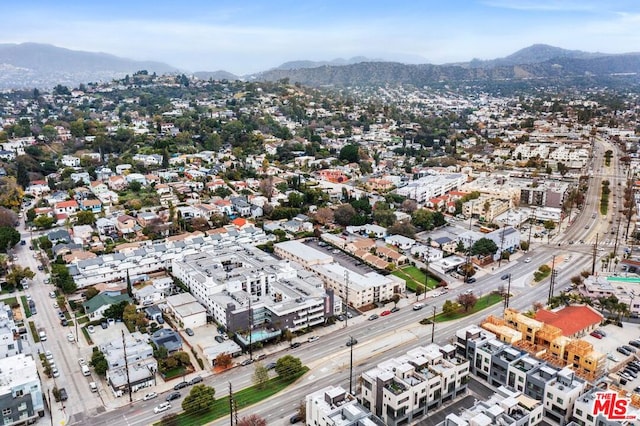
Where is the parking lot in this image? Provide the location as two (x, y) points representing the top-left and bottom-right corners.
(302, 238), (377, 276)
(582, 322), (640, 392)
(87, 321), (130, 348)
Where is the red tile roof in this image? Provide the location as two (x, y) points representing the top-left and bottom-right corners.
(534, 305), (603, 337)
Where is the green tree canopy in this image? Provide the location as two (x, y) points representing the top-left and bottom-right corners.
(338, 144), (359, 163)
(471, 238), (498, 257)
(275, 355), (303, 380)
(182, 384), (216, 415)
(0, 227), (20, 252)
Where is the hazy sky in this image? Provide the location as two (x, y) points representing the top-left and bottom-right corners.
(3, 0), (640, 74)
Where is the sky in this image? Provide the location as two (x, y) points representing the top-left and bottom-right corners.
(2, 0), (640, 75)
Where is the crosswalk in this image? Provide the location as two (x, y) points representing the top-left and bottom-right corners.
(554, 239), (621, 247)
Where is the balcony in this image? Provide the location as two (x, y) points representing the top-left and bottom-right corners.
(384, 380), (408, 396)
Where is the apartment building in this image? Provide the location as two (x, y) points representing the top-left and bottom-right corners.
(0, 354), (45, 425)
(360, 343), (469, 425)
(461, 195), (511, 223)
(101, 332), (157, 397)
(438, 385), (544, 426)
(171, 244), (336, 340)
(305, 386), (384, 426)
(395, 173), (467, 204)
(274, 240), (406, 308)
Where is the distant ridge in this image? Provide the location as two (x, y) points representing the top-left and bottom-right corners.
(463, 44), (608, 68)
(0, 42), (178, 89)
(193, 70), (239, 81)
(273, 56), (381, 71)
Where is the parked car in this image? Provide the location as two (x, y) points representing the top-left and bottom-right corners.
(290, 342), (301, 349)
(390, 307), (400, 313)
(265, 362), (276, 370)
(174, 381), (189, 390)
(87, 325), (95, 333)
(289, 414), (302, 424)
(629, 340), (640, 348)
(60, 319), (67, 327)
(380, 310), (391, 316)
(590, 331), (603, 339)
(48, 292), (56, 298)
(185, 328), (194, 336)
(346, 337), (358, 347)
(622, 345), (637, 353)
(143, 392), (158, 401)
(240, 358), (254, 366)
(66, 333), (75, 342)
(154, 402), (171, 414)
(617, 347), (631, 356)
(45, 351), (53, 361)
(464, 277), (476, 284)
(523, 258), (532, 263)
(368, 314), (379, 321)
(59, 388), (68, 401)
(188, 376), (203, 385)
(166, 392), (181, 401)
(501, 274), (510, 280)
(214, 335), (224, 343)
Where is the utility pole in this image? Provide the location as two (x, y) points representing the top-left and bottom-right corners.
(344, 270), (350, 328)
(229, 382), (234, 426)
(592, 233), (599, 275)
(498, 225), (506, 267)
(468, 201), (474, 230)
(349, 335), (354, 395)
(424, 246), (430, 294)
(504, 274), (512, 312)
(548, 255), (556, 304)
(527, 208), (535, 249)
(121, 330), (132, 403)
(248, 294), (253, 361)
(431, 306), (436, 343)
(614, 218), (622, 257)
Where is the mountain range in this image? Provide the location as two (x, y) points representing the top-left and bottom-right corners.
(1, 42), (639, 89)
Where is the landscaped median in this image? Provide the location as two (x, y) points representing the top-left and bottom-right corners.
(392, 265), (441, 293)
(420, 292), (504, 324)
(154, 366), (309, 426)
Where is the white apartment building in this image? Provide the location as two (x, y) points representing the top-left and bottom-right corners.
(438, 385), (544, 426)
(395, 173), (467, 204)
(306, 386), (383, 426)
(0, 354), (45, 424)
(171, 244), (336, 337)
(360, 344), (469, 426)
(101, 332), (157, 398)
(274, 240), (406, 308)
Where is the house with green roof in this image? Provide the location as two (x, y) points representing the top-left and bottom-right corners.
(83, 293), (132, 321)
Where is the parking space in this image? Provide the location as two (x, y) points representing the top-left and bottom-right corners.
(303, 239), (376, 275)
(88, 321), (129, 347)
(582, 322), (640, 392)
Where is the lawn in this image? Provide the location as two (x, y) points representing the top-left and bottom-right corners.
(0, 297), (18, 306)
(433, 293), (503, 322)
(20, 296), (32, 318)
(393, 266), (439, 292)
(162, 366), (187, 380)
(29, 321), (40, 343)
(166, 368), (309, 426)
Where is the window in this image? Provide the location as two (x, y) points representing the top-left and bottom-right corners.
(557, 398), (564, 404)
(576, 409), (583, 416)
(587, 414), (593, 421)
(547, 392), (553, 399)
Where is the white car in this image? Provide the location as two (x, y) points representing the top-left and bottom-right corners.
(87, 325), (95, 334)
(53, 302), (58, 309)
(67, 333), (75, 342)
(154, 402), (171, 414)
(78, 358), (86, 366)
(307, 336), (319, 343)
(52, 368), (59, 378)
(523, 258), (532, 263)
(143, 392), (158, 401)
(45, 351), (53, 361)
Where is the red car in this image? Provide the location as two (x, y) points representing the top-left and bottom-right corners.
(590, 331), (603, 339)
(380, 310), (391, 316)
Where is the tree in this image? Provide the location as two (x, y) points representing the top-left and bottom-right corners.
(0, 227), (20, 252)
(128, 181), (142, 192)
(237, 415), (268, 426)
(400, 199), (418, 213)
(415, 283), (425, 301)
(190, 217), (210, 232)
(33, 215), (55, 229)
(520, 241), (530, 251)
(334, 204), (356, 226)
(76, 210), (96, 226)
(313, 207), (334, 226)
(373, 208), (395, 228)
(459, 262), (476, 278)
(388, 220), (416, 238)
(338, 144), (359, 163)
(471, 238), (498, 257)
(103, 301), (128, 320)
(543, 220), (556, 233)
(275, 355), (303, 380)
(391, 293), (401, 307)
(259, 177), (275, 201)
(5, 266), (35, 290)
(442, 300), (459, 316)
(457, 293), (478, 312)
(252, 363), (269, 390)
(215, 353), (233, 369)
(0, 177), (24, 209)
(0, 207), (18, 228)
(182, 384), (216, 415)
(84, 287), (99, 300)
(90, 350), (108, 376)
